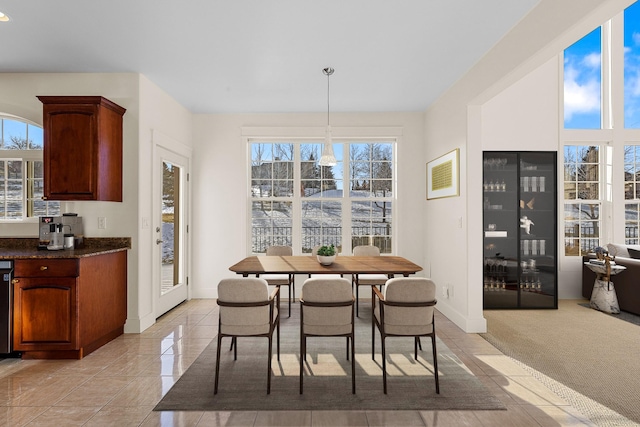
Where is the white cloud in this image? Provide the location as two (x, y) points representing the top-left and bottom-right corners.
(633, 31), (640, 46)
(582, 52), (601, 68)
(629, 68), (640, 97)
(564, 65), (600, 121)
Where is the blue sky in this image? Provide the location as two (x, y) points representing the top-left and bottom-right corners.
(624, 1), (640, 128)
(564, 28), (601, 129)
(564, 0), (640, 129)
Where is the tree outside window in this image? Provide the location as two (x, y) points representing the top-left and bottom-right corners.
(0, 117), (59, 219)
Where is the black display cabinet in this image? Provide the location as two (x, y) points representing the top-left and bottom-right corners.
(483, 151), (557, 309)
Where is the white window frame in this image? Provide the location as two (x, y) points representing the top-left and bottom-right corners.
(0, 115), (59, 222)
(243, 126), (400, 256)
(623, 142), (640, 244)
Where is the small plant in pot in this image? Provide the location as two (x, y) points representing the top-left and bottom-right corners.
(317, 244), (337, 265)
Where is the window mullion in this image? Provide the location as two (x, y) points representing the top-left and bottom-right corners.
(342, 142), (352, 255)
(291, 143), (302, 255)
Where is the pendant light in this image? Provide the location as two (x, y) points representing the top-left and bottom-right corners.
(319, 67), (337, 167)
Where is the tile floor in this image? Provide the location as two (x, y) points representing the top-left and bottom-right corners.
(0, 299), (606, 426)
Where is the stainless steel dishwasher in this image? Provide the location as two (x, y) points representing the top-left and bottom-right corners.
(0, 260), (17, 356)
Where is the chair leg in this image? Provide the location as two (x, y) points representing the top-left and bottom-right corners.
(356, 285), (360, 317)
(300, 335), (305, 394)
(417, 337), (422, 351)
(233, 337), (238, 360)
(346, 337), (350, 360)
(267, 336), (273, 394)
(414, 337), (418, 360)
(432, 334), (439, 394)
(371, 319), (376, 360)
(214, 334), (223, 394)
(288, 283), (292, 318)
(351, 333), (356, 394)
(382, 336), (387, 394)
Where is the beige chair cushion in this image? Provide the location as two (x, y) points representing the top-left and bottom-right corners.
(218, 278), (274, 335)
(266, 246), (293, 256)
(302, 278), (353, 336)
(260, 273), (291, 285)
(607, 243), (640, 258)
(353, 245), (381, 256)
(262, 246), (293, 285)
(353, 246), (387, 285)
(375, 277), (436, 336)
(356, 273), (388, 285)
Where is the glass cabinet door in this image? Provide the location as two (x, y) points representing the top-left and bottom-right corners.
(483, 151), (557, 309)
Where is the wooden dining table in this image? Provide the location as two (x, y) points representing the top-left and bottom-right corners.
(229, 255), (423, 277)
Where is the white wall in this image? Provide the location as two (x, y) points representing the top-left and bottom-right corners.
(0, 73), (194, 333)
(134, 75), (193, 332)
(479, 56), (585, 299)
(0, 72), (143, 329)
(425, 0), (632, 332)
(190, 112), (425, 298)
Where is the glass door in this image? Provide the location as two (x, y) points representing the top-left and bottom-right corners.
(154, 146), (189, 317)
(483, 151), (557, 309)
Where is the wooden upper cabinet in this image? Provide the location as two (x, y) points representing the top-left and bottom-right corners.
(38, 96), (126, 201)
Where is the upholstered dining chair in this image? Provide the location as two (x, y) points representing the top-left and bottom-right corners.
(352, 245), (392, 317)
(258, 245), (295, 317)
(214, 277), (280, 394)
(299, 277), (355, 394)
(371, 277), (439, 394)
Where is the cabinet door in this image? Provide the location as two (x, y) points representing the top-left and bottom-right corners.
(518, 152), (557, 308)
(42, 104), (98, 200)
(482, 152), (519, 307)
(12, 277), (78, 350)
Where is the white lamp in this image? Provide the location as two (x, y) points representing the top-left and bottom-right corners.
(319, 67), (337, 167)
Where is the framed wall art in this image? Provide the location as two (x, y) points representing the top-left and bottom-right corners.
(427, 148), (459, 199)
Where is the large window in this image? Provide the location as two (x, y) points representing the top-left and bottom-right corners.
(563, 145), (601, 255)
(564, 27), (602, 129)
(250, 140), (394, 254)
(625, 145), (640, 243)
(562, 1), (640, 253)
(0, 116), (59, 220)
(624, 1), (640, 128)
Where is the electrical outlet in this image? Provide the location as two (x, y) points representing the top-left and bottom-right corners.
(441, 286), (449, 298)
(449, 285), (454, 298)
(98, 217), (107, 229)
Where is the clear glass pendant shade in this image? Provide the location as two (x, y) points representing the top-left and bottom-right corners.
(319, 125), (336, 166)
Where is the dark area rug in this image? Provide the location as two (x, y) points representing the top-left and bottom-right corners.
(155, 306), (505, 412)
(577, 302), (640, 326)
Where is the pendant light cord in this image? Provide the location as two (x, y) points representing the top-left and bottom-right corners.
(323, 67), (334, 127)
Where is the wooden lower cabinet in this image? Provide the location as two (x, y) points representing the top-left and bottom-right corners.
(12, 251), (127, 359)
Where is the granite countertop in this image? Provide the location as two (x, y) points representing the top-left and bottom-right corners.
(0, 238), (131, 259)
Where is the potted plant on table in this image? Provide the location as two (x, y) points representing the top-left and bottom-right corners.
(316, 244), (337, 265)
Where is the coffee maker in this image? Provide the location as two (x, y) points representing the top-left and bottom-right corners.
(38, 214), (84, 250)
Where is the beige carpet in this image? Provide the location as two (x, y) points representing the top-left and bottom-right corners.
(155, 305), (505, 411)
(481, 300), (640, 425)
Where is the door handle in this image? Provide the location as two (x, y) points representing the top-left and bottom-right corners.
(156, 239), (163, 245)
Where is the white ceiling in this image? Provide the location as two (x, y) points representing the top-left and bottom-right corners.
(0, 0), (539, 114)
